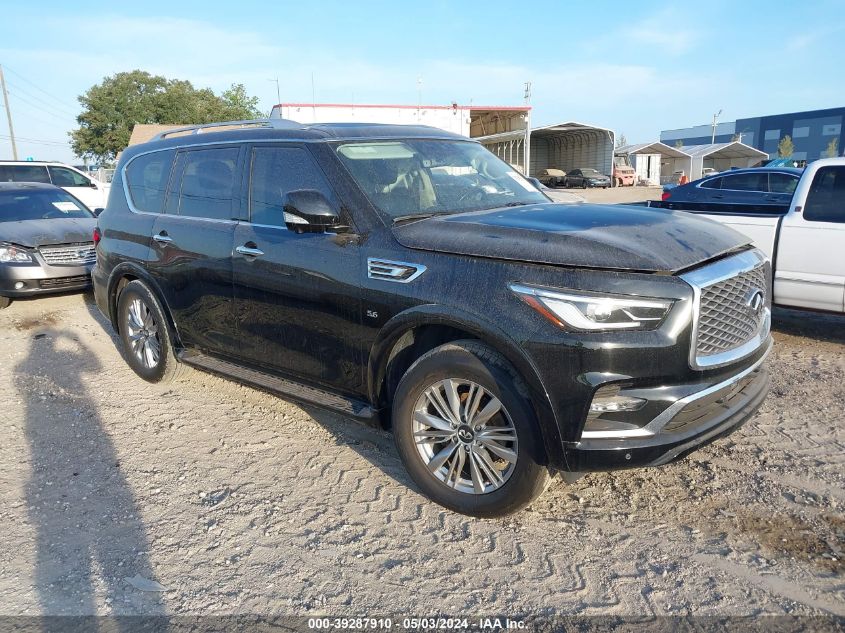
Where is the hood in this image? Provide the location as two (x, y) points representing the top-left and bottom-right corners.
(391, 203), (751, 273)
(1, 217), (97, 248)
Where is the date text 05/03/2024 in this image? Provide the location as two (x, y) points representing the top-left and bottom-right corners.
(307, 617), (526, 630)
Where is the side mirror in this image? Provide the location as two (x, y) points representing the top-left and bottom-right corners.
(92, 207), (105, 217)
(89, 180), (99, 188)
(527, 177), (544, 191)
(283, 189), (344, 232)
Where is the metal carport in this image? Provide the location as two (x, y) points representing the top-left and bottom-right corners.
(476, 121), (615, 180)
(616, 142), (690, 185)
(682, 142), (768, 180)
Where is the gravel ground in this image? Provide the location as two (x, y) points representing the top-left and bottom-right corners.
(0, 291), (842, 619)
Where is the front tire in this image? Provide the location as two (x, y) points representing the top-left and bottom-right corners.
(392, 340), (551, 517)
(116, 280), (183, 383)
(0, 296), (11, 309)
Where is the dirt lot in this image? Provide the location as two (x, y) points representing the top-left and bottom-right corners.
(0, 291), (842, 619)
(555, 185), (663, 205)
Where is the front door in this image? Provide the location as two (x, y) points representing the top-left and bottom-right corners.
(776, 164), (845, 312)
(48, 165), (105, 209)
(232, 144), (364, 394)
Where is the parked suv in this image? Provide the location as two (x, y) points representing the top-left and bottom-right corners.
(0, 161), (110, 210)
(93, 119), (772, 517)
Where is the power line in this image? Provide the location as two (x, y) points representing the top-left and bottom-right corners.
(0, 133), (70, 147)
(1, 63), (79, 114)
(6, 89), (76, 125)
(4, 77), (78, 118)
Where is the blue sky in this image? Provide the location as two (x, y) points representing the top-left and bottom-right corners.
(1, 0), (843, 163)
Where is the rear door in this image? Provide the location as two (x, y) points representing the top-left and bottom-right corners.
(0, 164), (50, 184)
(775, 165), (845, 312)
(766, 171), (800, 214)
(47, 166), (104, 209)
(147, 145), (244, 354)
(231, 143), (365, 393)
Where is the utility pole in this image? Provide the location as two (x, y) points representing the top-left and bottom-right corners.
(711, 109), (722, 144)
(268, 78), (281, 106)
(0, 65), (18, 160)
(523, 81), (532, 176)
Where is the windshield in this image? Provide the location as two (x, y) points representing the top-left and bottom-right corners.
(0, 188), (93, 223)
(581, 169), (602, 177)
(334, 139), (547, 218)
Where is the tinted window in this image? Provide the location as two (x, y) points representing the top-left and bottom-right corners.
(249, 146), (336, 227)
(804, 166), (845, 223)
(0, 188), (94, 222)
(769, 173), (799, 194)
(700, 177), (722, 189)
(0, 165), (50, 183)
(176, 148), (238, 220)
(721, 173), (768, 192)
(126, 150), (175, 214)
(49, 167), (90, 187)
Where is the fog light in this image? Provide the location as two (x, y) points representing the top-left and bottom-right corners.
(582, 386), (651, 439)
(589, 385), (646, 415)
(14, 281), (25, 290)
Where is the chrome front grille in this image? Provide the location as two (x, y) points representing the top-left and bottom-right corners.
(39, 243), (96, 266)
(681, 250), (771, 369)
(697, 264), (767, 356)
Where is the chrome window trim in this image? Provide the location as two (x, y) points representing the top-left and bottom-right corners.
(581, 340), (771, 440)
(681, 249), (770, 370)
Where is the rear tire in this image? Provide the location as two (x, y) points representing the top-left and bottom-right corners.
(0, 296), (11, 309)
(392, 340), (551, 517)
(116, 280), (183, 383)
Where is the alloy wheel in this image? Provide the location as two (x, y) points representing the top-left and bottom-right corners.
(412, 379), (518, 494)
(125, 298), (161, 369)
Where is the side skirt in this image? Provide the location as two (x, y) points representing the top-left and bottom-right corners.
(177, 349), (381, 425)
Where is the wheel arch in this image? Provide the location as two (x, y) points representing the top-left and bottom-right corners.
(106, 263), (181, 347)
(368, 305), (566, 469)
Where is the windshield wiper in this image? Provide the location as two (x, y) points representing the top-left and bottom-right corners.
(392, 212), (440, 225)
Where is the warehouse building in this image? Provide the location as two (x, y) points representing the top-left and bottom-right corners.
(660, 106), (844, 161)
(270, 103), (615, 179)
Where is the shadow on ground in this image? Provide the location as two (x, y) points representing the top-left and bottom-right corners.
(15, 327), (164, 617)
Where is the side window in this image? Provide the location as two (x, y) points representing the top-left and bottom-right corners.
(700, 177), (722, 189)
(804, 166), (845, 224)
(721, 173), (768, 192)
(176, 148), (239, 220)
(48, 167), (91, 187)
(249, 146), (336, 227)
(125, 150), (176, 214)
(769, 173), (799, 195)
(0, 165), (50, 183)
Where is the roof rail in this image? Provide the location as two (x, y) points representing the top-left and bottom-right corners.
(154, 118), (301, 140)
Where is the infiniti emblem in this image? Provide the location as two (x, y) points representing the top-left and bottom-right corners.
(746, 289), (764, 314)
(457, 425), (475, 443)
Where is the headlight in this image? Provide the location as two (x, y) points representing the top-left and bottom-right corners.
(0, 244), (34, 264)
(509, 283), (673, 331)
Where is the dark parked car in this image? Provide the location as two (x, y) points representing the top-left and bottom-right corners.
(565, 168), (611, 189)
(659, 167), (802, 214)
(93, 119), (772, 517)
(0, 182), (97, 309)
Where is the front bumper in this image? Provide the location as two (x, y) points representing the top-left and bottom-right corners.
(564, 346), (771, 471)
(0, 261), (92, 297)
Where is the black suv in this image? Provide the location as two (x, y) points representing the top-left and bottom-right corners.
(93, 119), (772, 517)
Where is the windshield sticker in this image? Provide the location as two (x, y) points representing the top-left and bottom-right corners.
(506, 171), (538, 192)
(52, 201), (81, 212)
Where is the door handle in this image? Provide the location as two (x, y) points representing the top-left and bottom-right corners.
(712, 195), (724, 199)
(236, 245), (265, 257)
(152, 233), (172, 244)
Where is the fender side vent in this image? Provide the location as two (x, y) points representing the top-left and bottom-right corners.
(367, 258), (426, 283)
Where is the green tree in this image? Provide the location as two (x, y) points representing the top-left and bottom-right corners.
(674, 139), (684, 149)
(825, 136), (839, 158)
(777, 135), (795, 158)
(615, 132), (628, 148)
(70, 71), (264, 162)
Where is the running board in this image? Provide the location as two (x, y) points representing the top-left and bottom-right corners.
(177, 350), (379, 422)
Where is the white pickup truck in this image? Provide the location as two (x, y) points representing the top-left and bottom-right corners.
(688, 158), (845, 313)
